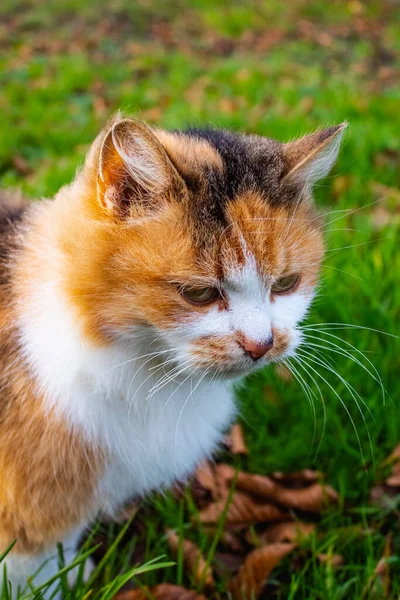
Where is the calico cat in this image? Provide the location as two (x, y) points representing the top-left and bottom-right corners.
(0, 115), (345, 594)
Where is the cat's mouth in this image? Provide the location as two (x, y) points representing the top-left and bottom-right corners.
(177, 354), (279, 381)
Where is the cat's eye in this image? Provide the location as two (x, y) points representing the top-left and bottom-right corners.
(181, 287), (219, 305)
(271, 274), (300, 295)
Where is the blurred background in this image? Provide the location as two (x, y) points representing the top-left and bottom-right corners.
(1, 1), (400, 597)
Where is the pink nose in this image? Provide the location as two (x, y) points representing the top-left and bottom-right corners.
(239, 337), (274, 361)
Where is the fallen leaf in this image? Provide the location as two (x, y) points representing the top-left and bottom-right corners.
(251, 521), (315, 544)
(385, 470), (400, 487)
(228, 543), (295, 600)
(195, 461), (215, 492)
(221, 468), (338, 513)
(166, 530), (214, 589)
(215, 463), (236, 483)
(318, 553), (344, 568)
(187, 477), (211, 508)
(225, 423), (248, 455)
(194, 461), (232, 502)
(213, 551), (245, 577)
(388, 443), (400, 461)
(214, 463), (236, 499)
(371, 444), (400, 506)
(272, 469), (320, 486)
(219, 530), (247, 553)
(114, 584), (207, 600)
(374, 534), (392, 598)
(198, 491), (286, 526)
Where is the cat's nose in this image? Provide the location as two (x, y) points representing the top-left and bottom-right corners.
(239, 336), (274, 361)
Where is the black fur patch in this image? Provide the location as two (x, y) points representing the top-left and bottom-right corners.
(0, 192), (27, 285)
(183, 128), (290, 214)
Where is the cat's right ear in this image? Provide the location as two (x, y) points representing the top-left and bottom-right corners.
(96, 118), (183, 216)
(282, 122), (347, 191)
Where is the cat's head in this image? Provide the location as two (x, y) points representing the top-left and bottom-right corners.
(64, 116), (346, 378)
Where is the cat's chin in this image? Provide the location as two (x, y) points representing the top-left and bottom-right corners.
(188, 352), (296, 381)
(189, 361), (270, 381)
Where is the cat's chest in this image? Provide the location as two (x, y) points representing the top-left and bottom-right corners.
(77, 363), (236, 513)
(23, 311), (237, 513)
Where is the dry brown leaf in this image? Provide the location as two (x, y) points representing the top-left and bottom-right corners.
(272, 469), (320, 485)
(389, 443), (400, 461)
(194, 461), (216, 494)
(274, 481), (338, 512)
(225, 423), (248, 455)
(114, 584), (207, 600)
(369, 484), (395, 510)
(371, 445), (400, 505)
(318, 553), (344, 568)
(214, 463), (236, 500)
(198, 491), (286, 526)
(215, 463), (236, 482)
(166, 530), (214, 589)
(374, 534), (392, 598)
(383, 445), (400, 486)
(228, 543), (295, 600)
(194, 462), (232, 502)
(221, 469), (338, 513)
(385, 471), (400, 487)
(220, 530), (247, 553)
(254, 521), (315, 544)
(214, 551), (245, 577)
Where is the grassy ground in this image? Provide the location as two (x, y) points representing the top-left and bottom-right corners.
(1, 0), (400, 598)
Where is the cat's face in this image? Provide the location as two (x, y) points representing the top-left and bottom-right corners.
(64, 117), (345, 379)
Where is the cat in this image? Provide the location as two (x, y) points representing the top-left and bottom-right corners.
(0, 114), (346, 596)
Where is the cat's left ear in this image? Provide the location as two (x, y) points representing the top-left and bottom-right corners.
(282, 122), (347, 189)
(96, 117), (183, 215)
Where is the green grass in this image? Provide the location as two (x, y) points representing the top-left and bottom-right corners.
(1, 0), (400, 597)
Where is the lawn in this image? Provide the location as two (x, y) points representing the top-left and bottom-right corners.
(1, 0), (400, 598)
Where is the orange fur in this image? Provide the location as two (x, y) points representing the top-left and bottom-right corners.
(0, 308), (103, 554)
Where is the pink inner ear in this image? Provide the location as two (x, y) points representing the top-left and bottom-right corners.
(96, 119), (179, 214)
